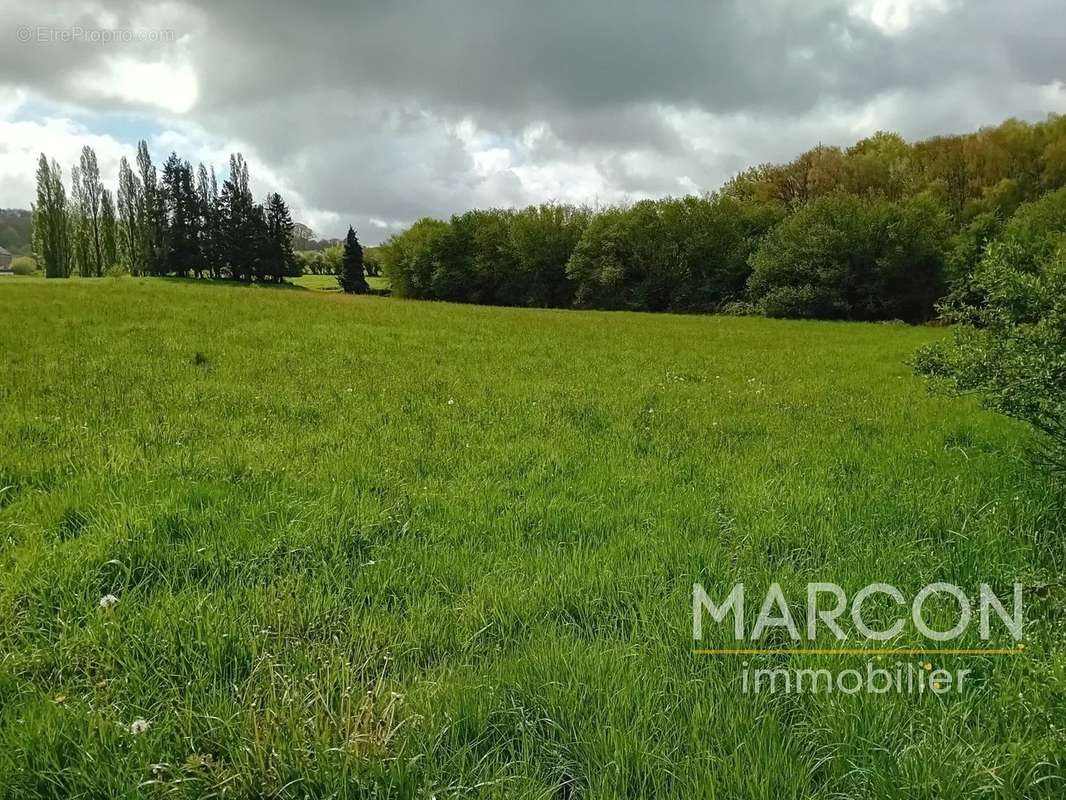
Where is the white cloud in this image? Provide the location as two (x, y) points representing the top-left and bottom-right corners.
(848, 0), (956, 35)
(0, 114), (130, 206)
(72, 56), (198, 113)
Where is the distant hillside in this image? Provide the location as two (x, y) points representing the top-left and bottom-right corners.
(0, 209), (32, 256)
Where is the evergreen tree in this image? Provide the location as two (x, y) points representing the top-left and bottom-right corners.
(264, 192), (296, 282)
(162, 154), (201, 276)
(32, 154), (71, 278)
(338, 226), (369, 293)
(219, 154), (257, 281)
(196, 164), (222, 278)
(251, 202), (270, 281)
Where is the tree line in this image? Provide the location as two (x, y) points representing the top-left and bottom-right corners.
(31, 142), (301, 283)
(380, 114), (1066, 321)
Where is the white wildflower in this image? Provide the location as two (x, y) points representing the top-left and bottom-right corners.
(99, 594), (119, 610)
(129, 718), (151, 735)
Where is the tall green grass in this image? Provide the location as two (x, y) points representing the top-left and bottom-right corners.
(0, 277), (1063, 798)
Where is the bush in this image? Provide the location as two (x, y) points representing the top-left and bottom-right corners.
(11, 256), (36, 275)
(915, 234), (1066, 475)
(999, 186), (1066, 270)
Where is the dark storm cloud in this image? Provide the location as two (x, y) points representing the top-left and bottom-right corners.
(2, 0), (1065, 238)
(173, 0), (1066, 117)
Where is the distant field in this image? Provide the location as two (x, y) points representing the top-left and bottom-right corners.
(1, 278), (1063, 798)
(291, 273), (389, 292)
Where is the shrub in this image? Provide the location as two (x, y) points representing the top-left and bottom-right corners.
(915, 234), (1066, 475)
(999, 186), (1066, 270)
(11, 256), (36, 275)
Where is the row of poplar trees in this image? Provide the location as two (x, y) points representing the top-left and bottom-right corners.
(32, 141), (297, 282)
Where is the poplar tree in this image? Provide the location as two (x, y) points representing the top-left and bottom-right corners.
(77, 146), (104, 276)
(100, 188), (118, 270)
(31, 154), (71, 278)
(117, 156), (143, 273)
(69, 164), (90, 277)
(137, 140), (166, 276)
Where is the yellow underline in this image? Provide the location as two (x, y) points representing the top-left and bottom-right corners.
(692, 648), (1024, 656)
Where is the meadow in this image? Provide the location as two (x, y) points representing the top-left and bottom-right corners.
(0, 277), (1063, 799)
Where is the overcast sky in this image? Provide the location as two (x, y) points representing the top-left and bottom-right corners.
(1, 0), (1064, 242)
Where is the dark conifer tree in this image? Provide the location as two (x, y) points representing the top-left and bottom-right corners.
(162, 154), (201, 276)
(251, 203), (270, 282)
(338, 226), (369, 293)
(136, 141), (166, 276)
(196, 164), (222, 278)
(219, 154), (257, 281)
(264, 192), (296, 282)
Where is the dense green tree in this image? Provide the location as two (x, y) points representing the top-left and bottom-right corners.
(507, 203), (591, 307)
(748, 192), (949, 321)
(31, 155), (71, 278)
(567, 196), (778, 312)
(338, 226), (369, 293)
(264, 193), (297, 282)
(161, 154), (201, 276)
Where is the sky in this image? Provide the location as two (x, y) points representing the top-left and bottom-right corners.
(1, 0), (1065, 243)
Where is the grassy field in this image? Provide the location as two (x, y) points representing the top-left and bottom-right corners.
(291, 274), (390, 292)
(0, 277), (1063, 799)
